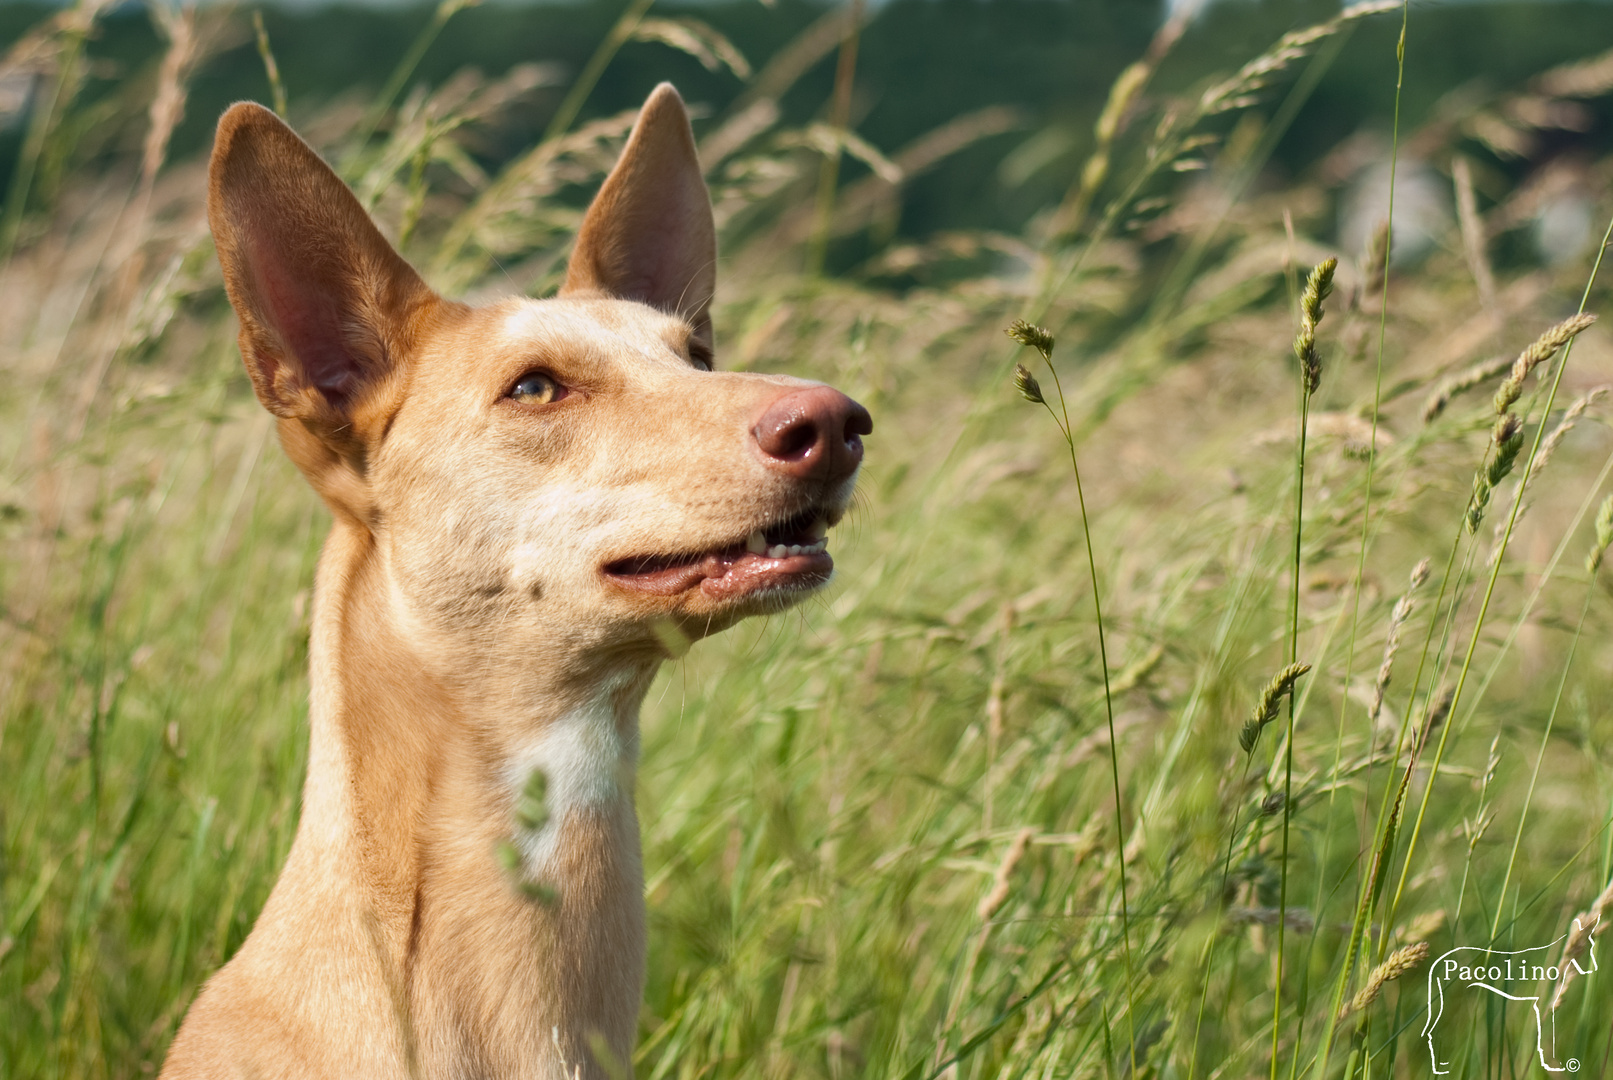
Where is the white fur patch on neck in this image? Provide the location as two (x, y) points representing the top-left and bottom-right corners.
(505, 683), (639, 876)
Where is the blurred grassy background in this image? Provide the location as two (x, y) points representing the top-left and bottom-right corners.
(3, 0), (1613, 1077)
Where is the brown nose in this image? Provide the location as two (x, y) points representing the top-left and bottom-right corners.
(752, 386), (872, 483)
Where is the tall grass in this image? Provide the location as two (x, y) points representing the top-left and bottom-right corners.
(3, 2), (1613, 1078)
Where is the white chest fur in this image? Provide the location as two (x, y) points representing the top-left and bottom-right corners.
(503, 686), (640, 877)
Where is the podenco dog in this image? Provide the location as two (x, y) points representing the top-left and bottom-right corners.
(160, 83), (870, 1079)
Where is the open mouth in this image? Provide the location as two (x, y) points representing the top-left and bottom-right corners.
(604, 507), (838, 598)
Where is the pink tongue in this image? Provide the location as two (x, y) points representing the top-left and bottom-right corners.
(700, 550), (832, 598)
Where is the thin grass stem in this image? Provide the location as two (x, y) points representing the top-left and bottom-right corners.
(1008, 321), (1135, 1072)
(347, 0), (475, 165)
(1488, 581), (1595, 943)
(1382, 211), (1613, 942)
(1309, 6), (1410, 1070)
(543, 0), (656, 145)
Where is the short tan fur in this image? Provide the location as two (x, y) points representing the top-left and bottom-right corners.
(161, 84), (870, 1080)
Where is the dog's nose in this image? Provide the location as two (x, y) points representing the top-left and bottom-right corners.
(752, 386), (872, 483)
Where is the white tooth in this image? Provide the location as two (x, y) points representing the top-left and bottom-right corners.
(768, 545), (787, 559)
(786, 545), (803, 556)
(747, 530), (767, 555)
(806, 516), (828, 541)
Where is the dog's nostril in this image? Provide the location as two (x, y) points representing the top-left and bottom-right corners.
(844, 404), (873, 441)
(774, 419), (820, 460)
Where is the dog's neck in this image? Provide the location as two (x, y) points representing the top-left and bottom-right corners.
(275, 518), (654, 1077)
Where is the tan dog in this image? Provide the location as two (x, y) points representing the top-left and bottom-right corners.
(160, 84), (870, 1079)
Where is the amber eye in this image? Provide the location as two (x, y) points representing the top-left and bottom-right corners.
(508, 372), (566, 405)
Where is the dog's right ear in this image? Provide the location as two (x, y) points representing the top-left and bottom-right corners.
(563, 84), (717, 358)
(208, 102), (437, 436)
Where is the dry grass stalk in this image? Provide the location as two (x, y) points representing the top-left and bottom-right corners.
(1527, 386), (1606, 484)
(1369, 558), (1432, 728)
(434, 107), (637, 279)
(1452, 156), (1496, 309)
(1254, 412), (1395, 457)
(632, 17), (750, 80)
(1227, 906), (1315, 933)
(1357, 218), (1389, 312)
(977, 827), (1035, 922)
(1198, 2), (1398, 118)
(1552, 877), (1612, 1008)
(1423, 355), (1512, 422)
(1344, 941), (1429, 1016)
(1055, 41), (1161, 235)
(697, 6), (866, 168)
(805, 107), (1025, 243)
(1535, 43), (1613, 99)
(142, 5), (198, 193)
(251, 11), (288, 118)
(1401, 909), (1447, 945)
(1422, 685), (1455, 742)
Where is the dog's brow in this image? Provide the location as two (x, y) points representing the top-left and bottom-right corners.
(501, 303), (557, 343)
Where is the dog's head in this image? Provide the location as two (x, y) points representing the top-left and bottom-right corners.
(207, 85), (869, 661)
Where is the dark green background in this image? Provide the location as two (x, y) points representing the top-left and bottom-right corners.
(1, 0), (1608, 241)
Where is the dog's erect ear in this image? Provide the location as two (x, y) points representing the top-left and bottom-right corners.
(208, 102), (438, 429)
(563, 83), (717, 356)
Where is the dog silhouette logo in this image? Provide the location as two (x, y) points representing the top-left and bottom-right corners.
(1422, 914), (1599, 1074)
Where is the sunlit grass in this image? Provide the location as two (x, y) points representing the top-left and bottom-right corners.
(3, 2), (1613, 1078)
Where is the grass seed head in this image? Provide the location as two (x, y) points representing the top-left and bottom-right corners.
(1409, 556), (1432, 590)
(1293, 257), (1338, 394)
(1469, 418), (1527, 533)
(1239, 661), (1311, 753)
(1553, 879), (1613, 1009)
(1494, 313), (1597, 416)
(1486, 423), (1525, 489)
(1013, 363), (1045, 404)
(1359, 220), (1389, 308)
(1491, 412), (1523, 449)
(1370, 559), (1431, 725)
(1588, 494), (1613, 573)
(1424, 686), (1455, 735)
(1006, 320), (1056, 359)
(1345, 941), (1430, 1016)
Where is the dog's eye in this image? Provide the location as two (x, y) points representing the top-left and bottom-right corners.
(689, 342), (713, 372)
(508, 372), (567, 405)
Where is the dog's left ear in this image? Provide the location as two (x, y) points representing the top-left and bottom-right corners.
(563, 83), (717, 360)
